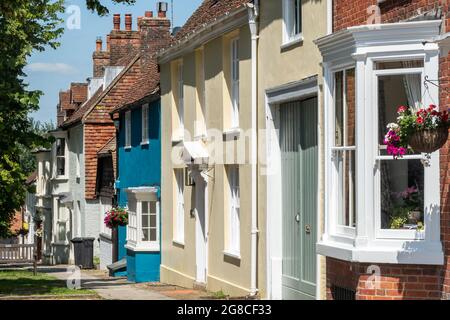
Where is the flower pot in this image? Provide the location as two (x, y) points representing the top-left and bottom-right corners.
(408, 127), (449, 154)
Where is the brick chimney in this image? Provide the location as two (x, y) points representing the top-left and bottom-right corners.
(109, 14), (141, 66)
(138, 3), (171, 67)
(125, 14), (132, 31)
(92, 36), (110, 78)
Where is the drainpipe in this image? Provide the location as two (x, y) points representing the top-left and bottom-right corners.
(246, 0), (259, 298)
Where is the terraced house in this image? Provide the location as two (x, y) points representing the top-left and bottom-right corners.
(158, 0), (330, 299)
(315, 0), (450, 300)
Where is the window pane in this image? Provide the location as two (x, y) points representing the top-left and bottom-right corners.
(375, 60), (424, 70)
(142, 229), (149, 241)
(150, 215), (156, 228)
(56, 138), (65, 156)
(150, 201), (156, 213)
(57, 157), (65, 176)
(142, 201), (149, 214)
(378, 73), (421, 154)
(294, 0), (301, 35)
(150, 229), (157, 242)
(142, 214), (149, 228)
(345, 69), (356, 146)
(335, 71), (344, 146)
(380, 159), (424, 230)
(336, 150), (356, 227)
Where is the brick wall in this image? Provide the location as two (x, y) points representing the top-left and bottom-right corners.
(84, 124), (116, 199)
(327, 258), (442, 300)
(328, 0), (450, 300)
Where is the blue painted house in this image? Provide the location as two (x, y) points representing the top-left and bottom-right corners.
(112, 93), (162, 283)
(108, 7), (171, 283)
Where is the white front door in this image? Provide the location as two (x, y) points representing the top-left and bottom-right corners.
(194, 174), (207, 284)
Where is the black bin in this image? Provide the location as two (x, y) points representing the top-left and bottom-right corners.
(70, 237), (95, 269)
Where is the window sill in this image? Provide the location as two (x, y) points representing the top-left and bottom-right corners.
(140, 141), (149, 146)
(223, 128), (242, 141)
(316, 238), (444, 265)
(125, 243), (160, 252)
(281, 36), (304, 51)
(51, 176), (69, 182)
(223, 251), (241, 260)
(124, 146), (131, 150)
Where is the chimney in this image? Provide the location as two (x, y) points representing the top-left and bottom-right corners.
(109, 13), (141, 66)
(138, 3), (171, 67)
(125, 14), (132, 31)
(96, 37), (103, 52)
(157, 2), (168, 18)
(113, 14), (121, 30)
(93, 37), (110, 77)
(106, 35), (111, 52)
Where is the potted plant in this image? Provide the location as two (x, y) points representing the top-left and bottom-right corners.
(384, 105), (449, 158)
(389, 186), (423, 230)
(104, 207), (128, 229)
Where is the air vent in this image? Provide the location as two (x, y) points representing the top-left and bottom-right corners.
(331, 285), (356, 300)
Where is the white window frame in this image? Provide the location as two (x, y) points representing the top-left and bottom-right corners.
(330, 67), (357, 238)
(56, 138), (66, 178)
(178, 62), (185, 137)
(141, 103), (149, 145)
(125, 111), (131, 149)
(125, 188), (160, 252)
(282, 0), (303, 46)
(230, 37), (240, 129)
(174, 169), (185, 244)
(226, 165), (240, 256)
(52, 132), (68, 180)
(317, 21), (444, 265)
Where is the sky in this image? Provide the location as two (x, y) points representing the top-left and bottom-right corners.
(26, 0), (202, 124)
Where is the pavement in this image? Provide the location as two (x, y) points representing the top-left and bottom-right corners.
(35, 265), (222, 300)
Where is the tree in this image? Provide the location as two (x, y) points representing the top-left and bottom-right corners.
(0, 0), (135, 237)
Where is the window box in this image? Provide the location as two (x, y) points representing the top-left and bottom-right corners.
(315, 20), (444, 265)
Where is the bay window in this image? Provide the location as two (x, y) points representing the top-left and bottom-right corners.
(126, 187), (160, 252)
(316, 20), (444, 265)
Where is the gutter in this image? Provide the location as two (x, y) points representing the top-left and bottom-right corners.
(246, 0), (259, 298)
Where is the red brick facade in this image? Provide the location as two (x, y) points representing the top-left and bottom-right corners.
(327, 0), (450, 300)
(60, 11), (171, 200)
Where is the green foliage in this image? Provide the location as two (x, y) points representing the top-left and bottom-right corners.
(85, 0), (136, 16)
(0, 0), (64, 238)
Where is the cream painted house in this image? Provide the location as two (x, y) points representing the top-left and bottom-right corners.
(158, 0), (330, 299)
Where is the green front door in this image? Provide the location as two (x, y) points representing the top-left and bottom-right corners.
(280, 97), (318, 300)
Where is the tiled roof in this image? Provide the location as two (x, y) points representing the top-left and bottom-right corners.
(173, 0), (250, 43)
(112, 60), (160, 112)
(98, 136), (116, 155)
(61, 87), (104, 128)
(61, 54), (141, 128)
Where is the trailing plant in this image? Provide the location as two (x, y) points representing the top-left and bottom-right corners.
(104, 207), (128, 229)
(384, 105), (449, 158)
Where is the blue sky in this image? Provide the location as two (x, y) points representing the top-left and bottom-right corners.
(26, 0), (202, 124)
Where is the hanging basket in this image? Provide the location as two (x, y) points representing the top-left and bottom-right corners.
(408, 127), (449, 154)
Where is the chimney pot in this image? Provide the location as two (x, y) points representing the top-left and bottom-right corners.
(96, 37), (102, 52)
(113, 14), (121, 30)
(145, 11), (153, 18)
(125, 14), (132, 31)
(157, 2), (168, 17)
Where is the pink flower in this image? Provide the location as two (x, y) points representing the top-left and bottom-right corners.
(416, 117), (424, 124)
(397, 106), (408, 114)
